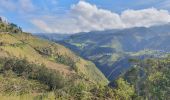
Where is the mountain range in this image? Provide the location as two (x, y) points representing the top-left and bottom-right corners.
(37, 23), (170, 80)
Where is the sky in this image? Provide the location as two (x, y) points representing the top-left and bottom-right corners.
(0, 0), (170, 34)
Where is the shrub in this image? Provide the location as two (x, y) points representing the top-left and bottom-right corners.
(2, 58), (65, 90)
(55, 54), (76, 69)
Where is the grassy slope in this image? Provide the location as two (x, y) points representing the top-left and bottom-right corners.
(0, 32), (108, 85)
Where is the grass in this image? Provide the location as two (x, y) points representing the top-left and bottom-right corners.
(0, 32), (108, 85)
(0, 34), (22, 44)
(0, 22), (110, 99)
(0, 92), (56, 100)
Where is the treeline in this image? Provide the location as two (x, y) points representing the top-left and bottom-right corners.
(55, 77), (135, 100)
(121, 57), (170, 100)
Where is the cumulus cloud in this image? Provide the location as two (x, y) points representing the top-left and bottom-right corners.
(70, 1), (125, 31)
(30, 1), (170, 33)
(121, 8), (170, 27)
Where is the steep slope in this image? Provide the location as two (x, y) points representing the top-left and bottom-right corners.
(0, 20), (109, 97)
(0, 32), (108, 84)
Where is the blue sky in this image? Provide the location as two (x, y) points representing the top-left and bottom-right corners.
(0, 0), (170, 33)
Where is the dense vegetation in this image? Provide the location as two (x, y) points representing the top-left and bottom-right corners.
(0, 58), (136, 100)
(1, 58), (64, 90)
(117, 57), (170, 100)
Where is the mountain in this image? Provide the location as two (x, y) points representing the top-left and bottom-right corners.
(0, 19), (125, 99)
(37, 24), (170, 80)
(35, 33), (71, 41)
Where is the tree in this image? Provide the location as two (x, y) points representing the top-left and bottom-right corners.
(114, 78), (135, 100)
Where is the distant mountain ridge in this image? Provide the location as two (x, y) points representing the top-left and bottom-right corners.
(35, 33), (71, 41)
(36, 23), (170, 80)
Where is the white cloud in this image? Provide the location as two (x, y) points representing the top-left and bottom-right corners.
(30, 1), (170, 33)
(30, 1), (125, 33)
(70, 1), (125, 31)
(121, 8), (170, 27)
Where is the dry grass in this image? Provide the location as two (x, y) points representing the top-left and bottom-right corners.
(0, 32), (108, 84)
(0, 33), (73, 75)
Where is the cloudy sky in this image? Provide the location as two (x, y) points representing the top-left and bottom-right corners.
(0, 0), (170, 33)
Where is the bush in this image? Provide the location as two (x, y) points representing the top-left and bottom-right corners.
(55, 54), (76, 69)
(2, 58), (65, 90)
(35, 66), (64, 90)
(114, 78), (135, 100)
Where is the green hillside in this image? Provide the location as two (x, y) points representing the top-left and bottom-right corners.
(0, 21), (116, 99)
(0, 32), (108, 83)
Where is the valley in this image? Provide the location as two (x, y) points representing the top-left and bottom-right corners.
(37, 24), (170, 80)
